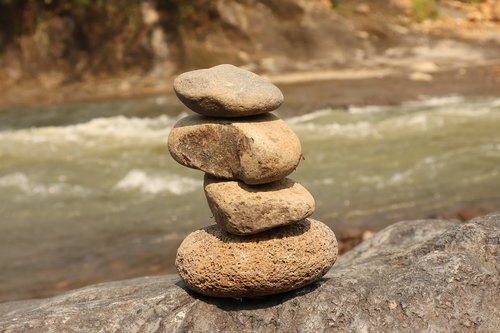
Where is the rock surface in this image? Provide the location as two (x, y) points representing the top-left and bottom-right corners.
(174, 64), (283, 117)
(168, 113), (301, 184)
(1, 214), (499, 333)
(175, 219), (336, 298)
(204, 176), (315, 235)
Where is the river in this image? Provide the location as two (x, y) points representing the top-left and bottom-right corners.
(1, 95), (499, 302)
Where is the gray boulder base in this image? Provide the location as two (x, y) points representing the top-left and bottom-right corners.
(1, 213), (499, 333)
(174, 64), (284, 117)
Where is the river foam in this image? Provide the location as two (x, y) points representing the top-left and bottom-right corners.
(287, 95), (500, 140)
(0, 172), (91, 197)
(113, 169), (201, 195)
(0, 96), (498, 150)
(0, 114), (184, 151)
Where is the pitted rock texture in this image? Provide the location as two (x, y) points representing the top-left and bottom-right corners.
(204, 175), (315, 235)
(173, 64), (284, 117)
(175, 219), (337, 298)
(2, 214), (499, 333)
(167, 113), (301, 185)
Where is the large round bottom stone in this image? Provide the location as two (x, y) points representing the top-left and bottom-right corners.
(175, 219), (337, 298)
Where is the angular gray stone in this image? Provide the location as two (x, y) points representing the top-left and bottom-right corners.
(168, 113), (302, 184)
(173, 64), (284, 117)
(175, 219), (336, 298)
(2, 214), (499, 333)
(204, 175), (315, 235)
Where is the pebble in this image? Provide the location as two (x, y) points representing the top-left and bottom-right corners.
(409, 72), (434, 81)
(168, 113), (301, 184)
(204, 175), (315, 235)
(173, 64), (284, 117)
(175, 219), (338, 298)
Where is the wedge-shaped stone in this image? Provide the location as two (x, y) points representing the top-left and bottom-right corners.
(175, 219), (337, 298)
(174, 64), (283, 117)
(168, 113), (301, 184)
(204, 175), (314, 235)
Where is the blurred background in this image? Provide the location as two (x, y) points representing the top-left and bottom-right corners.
(0, 0), (499, 303)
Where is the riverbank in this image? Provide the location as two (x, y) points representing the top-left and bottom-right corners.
(279, 62), (500, 116)
(1, 61), (499, 114)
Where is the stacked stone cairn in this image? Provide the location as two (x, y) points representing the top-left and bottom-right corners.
(168, 64), (338, 298)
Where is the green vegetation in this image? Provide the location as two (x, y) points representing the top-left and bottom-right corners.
(330, 0), (339, 9)
(0, 0), (221, 76)
(0, 0), (214, 42)
(0, 1), (148, 72)
(411, 0), (439, 22)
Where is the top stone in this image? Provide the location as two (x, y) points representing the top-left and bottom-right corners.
(173, 64), (284, 117)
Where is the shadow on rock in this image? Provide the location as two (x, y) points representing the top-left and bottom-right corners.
(178, 277), (329, 311)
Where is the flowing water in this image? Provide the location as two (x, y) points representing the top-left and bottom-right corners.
(1, 95), (500, 302)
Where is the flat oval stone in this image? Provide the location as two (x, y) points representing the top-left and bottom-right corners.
(204, 175), (315, 235)
(167, 113), (301, 185)
(173, 64), (284, 117)
(175, 219), (337, 298)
